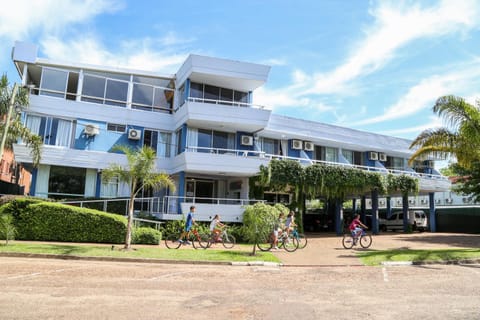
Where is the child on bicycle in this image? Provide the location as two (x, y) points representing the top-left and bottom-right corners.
(348, 214), (368, 243)
(272, 212), (285, 250)
(209, 214), (225, 242)
(178, 205), (196, 245)
(284, 211), (296, 236)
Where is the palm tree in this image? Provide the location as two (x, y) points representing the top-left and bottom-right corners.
(0, 74), (42, 166)
(102, 145), (175, 249)
(409, 95), (480, 168)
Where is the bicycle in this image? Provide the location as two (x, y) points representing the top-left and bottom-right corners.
(206, 226), (236, 249)
(256, 230), (299, 252)
(342, 228), (372, 249)
(290, 227), (307, 249)
(165, 227), (209, 249)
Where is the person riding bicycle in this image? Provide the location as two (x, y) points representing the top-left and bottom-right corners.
(348, 214), (368, 243)
(209, 214), (225, 242)
(284, 211), (296, 236)
(272, 212), (285, 250)
(178, 205), (196, 245)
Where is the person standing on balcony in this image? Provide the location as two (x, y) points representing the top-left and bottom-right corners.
(178, 206), (196, 245)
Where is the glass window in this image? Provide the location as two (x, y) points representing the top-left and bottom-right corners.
(48, 166), (86, 196)
(176, 128), (183, 155)
(40, 68), (68, 98)
(197, 129), (211, 152)
(190, 82), (203, 99)
(204, 85), (219, 101)
(101, 176), (119, 198)
(133, 76), (172, 88)
(82, 74), (106, 104)
(262, 138), (279, 155)
(178, 84), (186, 107)
(153, 88), (173, 112)
(132, 83), (153, 107)
(325, 147), (338, 162)
(213, 131), (229, 151)
(234, 91), (248, 105)
(342, 150), (354, 164)
(105, 79), (128, 107)
(220, 88), (233, 104)
(107, 123), (126, 133)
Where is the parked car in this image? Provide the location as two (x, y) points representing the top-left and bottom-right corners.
(379, 210), (428, 232)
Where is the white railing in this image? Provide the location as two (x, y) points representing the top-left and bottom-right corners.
(187, 96), (266, 109)
(184, 146), (449, 182)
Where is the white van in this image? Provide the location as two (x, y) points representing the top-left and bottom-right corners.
(379, 210), (428, 232)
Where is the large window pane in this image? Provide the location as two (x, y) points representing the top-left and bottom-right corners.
(82, 75), (105, 103)
(204, 85), (219, 101)
(158, 132), (171, 157)
(132, 83), (153, 106)
(105, 79), (128, 107)
(40, 68), (68, 98)
(325, 147), (338, 162)
(153, 88), (173, 112)
(220, 88), (233, 105)
(197, 129), (211, 152)
(190, 82), (203, 99)
(234, 91), (248, 105)
(342, 150), (354, 164)
(48, 166), (86, 196)
(213, 131), (229, 151)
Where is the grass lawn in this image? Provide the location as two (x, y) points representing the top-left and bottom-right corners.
(0, 242), (280, 263)
(358, 248), (480, 266)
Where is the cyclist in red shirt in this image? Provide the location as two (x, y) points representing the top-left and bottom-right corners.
(348, 214), (368, 242)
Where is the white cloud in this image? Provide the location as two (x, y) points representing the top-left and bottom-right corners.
(40, 36), (189, 74)
(299, 0), (480, 96)
(352, 63), (480, 126)
(0, 0), (121, 40)
(380, 116), (443, 136)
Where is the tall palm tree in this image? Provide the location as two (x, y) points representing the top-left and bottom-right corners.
(102, 145), (175, 249)
(0, 74), (42, 166)
(409, 95), (480, 168)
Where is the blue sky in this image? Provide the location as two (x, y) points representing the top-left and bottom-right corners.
(1, 0), (479, 144)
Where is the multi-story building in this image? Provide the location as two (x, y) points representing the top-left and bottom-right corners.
(10, 41), (451, 233)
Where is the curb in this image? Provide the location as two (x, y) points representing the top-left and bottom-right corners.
(0, 252), (281, 267)
(381, 258), (480, 266)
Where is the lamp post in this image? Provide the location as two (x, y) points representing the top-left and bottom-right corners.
(0, 83), (19, 162)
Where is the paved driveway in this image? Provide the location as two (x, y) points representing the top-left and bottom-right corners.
(275, 232), (480, 266)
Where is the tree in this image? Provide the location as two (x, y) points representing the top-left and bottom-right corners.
(102, 145), (175, 249)
(0, 74), (42, 166)
(409, 95), (480, 168)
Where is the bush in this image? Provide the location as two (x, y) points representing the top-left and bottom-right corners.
(133, 227), (162, 245)
(7, 201), (127, 244)
(240, 202), (288, 244)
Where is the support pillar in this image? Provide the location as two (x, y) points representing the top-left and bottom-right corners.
(335, 198), (344, 236)
(402, 194), (409, 232)
(371, 190), (379, 234)
(360, 196), (366, 223)
(429, 192), (436, 232)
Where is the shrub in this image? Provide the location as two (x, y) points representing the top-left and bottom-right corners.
(133, 227), (162, 245)
(14, 202), (127, 243)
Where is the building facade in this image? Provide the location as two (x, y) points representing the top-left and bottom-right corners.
(11, 41), (451, 230)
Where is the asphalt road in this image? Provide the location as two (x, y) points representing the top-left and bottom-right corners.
(1, 257), (479, 320)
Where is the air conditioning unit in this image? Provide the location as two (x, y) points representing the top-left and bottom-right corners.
(368, 151), (378, 161)
(445, 198), (453, 204)
(292, 139), (303, 150)
(435, 199), (441, 204)
(303, 141), (314, 151)
(379, 153), (387, 161)
(84, 124), (99, 136)
(240, 135), (253, 146)
(409, 199), (416, 205)
(128, 128), (141, 140)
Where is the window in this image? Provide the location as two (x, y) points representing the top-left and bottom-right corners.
(204, 85), (220, 101)
(324, 147), (338, 162)
(105, 79), (128, 107)
(81, 72), (129, 107)
(48, 166), (86, 197)
(40, 68), (68, 98)
(144, 129), (171, 158)
(261, 138), (280, 155)
(189, 82), (248, 105)
(196, 129), (234, 153)
(25, 114), (73, 147)
(219, 88), (233, 105)
(190, 82), (203, 99)
(107, 123), (126, 133)
(342, 150), (354, 164)
(101, 176), (119, 198)
(81, 74), (105, 104)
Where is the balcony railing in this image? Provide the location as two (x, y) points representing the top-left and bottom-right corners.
(186, 97), (266, 109)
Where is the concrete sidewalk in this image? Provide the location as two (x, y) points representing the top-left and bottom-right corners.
(273, 232), (480, 266)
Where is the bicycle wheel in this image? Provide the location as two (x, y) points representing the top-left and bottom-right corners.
(165, 233), (182, 249)
(296, 233), (308, 249)
(359, 234), (372, 248)
(282, 235), (299, 252)
(342, 234), (354, 249)
(256, 233), (273, 252)
(192, 233), (209, 249)
(221, 233), (236, 249)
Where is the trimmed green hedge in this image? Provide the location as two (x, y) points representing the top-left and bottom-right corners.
(0, 199), (127, 244)
(133, 227), (162, 245)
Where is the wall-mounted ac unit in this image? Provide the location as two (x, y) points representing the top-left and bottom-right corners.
(368, 151), (378, 161)
(84, 124), (99, 136)
(421, 199), (428, 204)
(292, 139), (303, 150)
(128, 128), (141, 140)
(379, 153), (387, 161)
(435, 199), (441, 204)
(409, 199), (416, 205)
(240, 135), (253, 146)
(303, 141), (314, 151)
(445, 198), (453, 204)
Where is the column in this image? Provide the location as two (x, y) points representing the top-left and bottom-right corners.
(429, 192), (436, 232)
